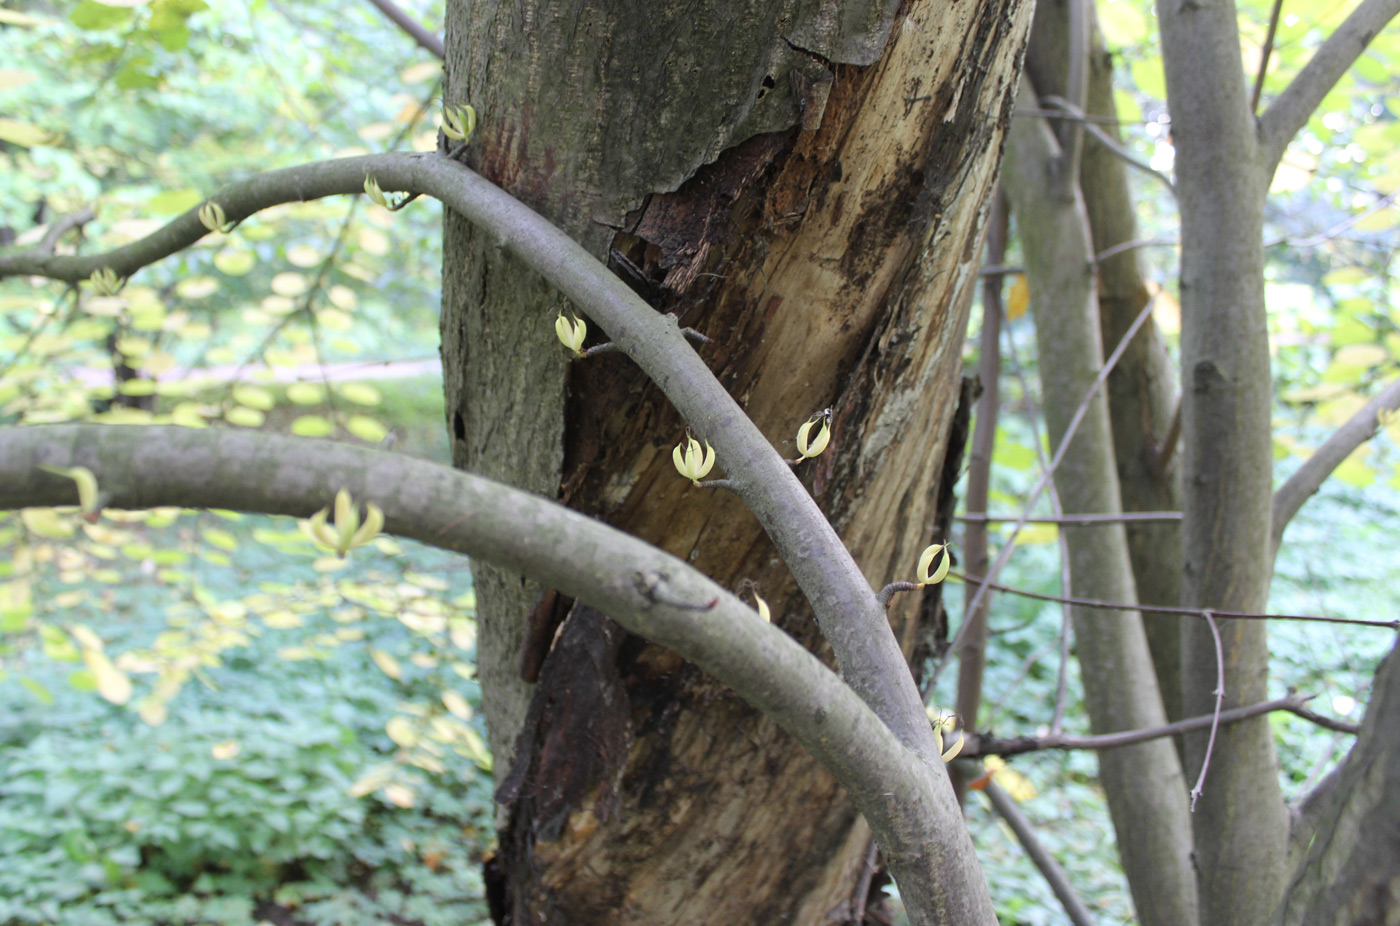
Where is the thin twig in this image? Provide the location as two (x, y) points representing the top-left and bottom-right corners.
(1189, 610), (1226, 811)
(362, 0), (445, 59)
(957, 511), (1181, 525)
(1251, 0), (1287, 113)
(850, 838), (880, 924)
(938, 296), (1159, 680)
(980, 779), (1098, 926)
(1041, 96), (1175, 196)
(35, 208), (97, 255)
(954, 190), (1006, 761)
(964, 692), (1358, 758)
(946, 569), (1399, 629)
(1272, 376), (1400, 555)
(999, 308), (1074, 736)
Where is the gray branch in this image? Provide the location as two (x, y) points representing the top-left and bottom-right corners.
(1271, 377), (1400, 557)
(981, 780), (1097, 926)
(363, 0), (445, 59)
(0, 423), (964, 917)
(1257, 0), (1400, 173)
(0, 151), (936, 762)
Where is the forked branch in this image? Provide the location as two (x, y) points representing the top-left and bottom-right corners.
(1257, 0), (1400, 172)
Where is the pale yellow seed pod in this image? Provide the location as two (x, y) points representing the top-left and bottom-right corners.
(364, 174), (389, 208)
(917, 541), (950, 586)
(198, 201), (228, 233)
(796, 417), (831, 459)
(555, 313), (587, 355)
(753, 592), (771, 623)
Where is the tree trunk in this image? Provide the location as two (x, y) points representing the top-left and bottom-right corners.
(440, 0), (1031, 922)
(1002, 77), (1198, 926)
(1024, 0), (1186, 732)
(1156, 0), (1290, 920)
(1274, 638), (1400, 926)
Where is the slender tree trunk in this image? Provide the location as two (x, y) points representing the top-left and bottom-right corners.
(1002, 78), (1198, 926)
(1156, 0), (1290, 921)
(440, 0), (1031, 921)
(1025, 0), (1186, 731)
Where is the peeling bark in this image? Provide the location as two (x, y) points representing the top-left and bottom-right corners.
(441, 0), (1030, 921)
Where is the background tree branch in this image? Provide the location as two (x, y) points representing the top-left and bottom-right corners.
(1257, 0), (1400, 172)
(1271, 377), (1400, 556)
(363, 0), (445, 59)
(964, 694), (1357, 759)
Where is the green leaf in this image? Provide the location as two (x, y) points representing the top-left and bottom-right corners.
(232, 384), (276, 410)
(345, 415), (388, 443)
(337, 382), (381, 406)
(20, 677), (54, 705)
(69, 669), (99, 692)
(70, 1), (134, 30)
(290, 415), (335, 437)
(148, 189), (203, 215)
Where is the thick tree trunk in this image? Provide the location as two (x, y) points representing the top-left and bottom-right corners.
(1274, 638), (1400, 926)
(440, 0), (1030, 922)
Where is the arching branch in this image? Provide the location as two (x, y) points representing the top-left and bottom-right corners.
(0, 422), (967, 915)
(0, 150), (936, 761)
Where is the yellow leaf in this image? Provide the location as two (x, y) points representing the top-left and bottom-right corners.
(83, 649), (133, 705)
(0, 118), (56, 147)
(0, 70), (38, 91)
(442, 689), (473, 720)
(21, 508), (75, 539)
(386, 715), (418, 748)
(383, 784), (415, 808)
(370, 649), (403, 680)
(1006, 274), (1030, 321)
(211, 740), (241, 760)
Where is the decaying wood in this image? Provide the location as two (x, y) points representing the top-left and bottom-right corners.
(441, 0), (1030, 920)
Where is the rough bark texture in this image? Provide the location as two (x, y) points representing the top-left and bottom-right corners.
(1025, 0), (1186, 730)
(1275, 640), (1400, 926)
(1002, 79), (1198, 926)
(440, 0), (1031, 922)
(1155, 0), (1290, 921)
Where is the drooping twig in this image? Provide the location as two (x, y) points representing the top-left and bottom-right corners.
(1189, 610), (1226, 811)
(0, 151), (943, 764)
(947, 569), (1399, 629)
(1041, 96), (1175, 196)
(979, 779), (1098, 926)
